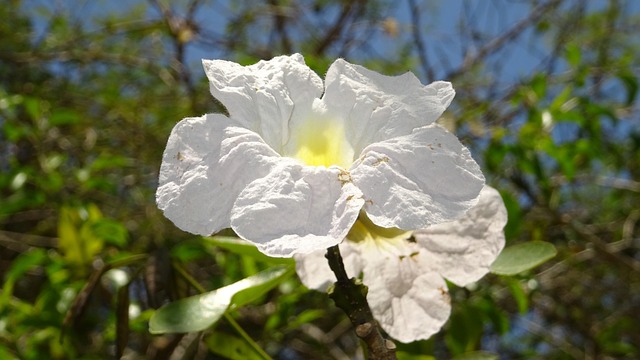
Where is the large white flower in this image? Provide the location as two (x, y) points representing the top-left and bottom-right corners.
(295, 186), (508, 343)
(156, 54), (485, 257)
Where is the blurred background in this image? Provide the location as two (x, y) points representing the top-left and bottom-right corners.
(1, 0), (639, 359)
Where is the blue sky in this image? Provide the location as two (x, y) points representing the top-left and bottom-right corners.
(21, 0), (597, 83)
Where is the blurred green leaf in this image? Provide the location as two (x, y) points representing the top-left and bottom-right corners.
(90, 219), (128, 247)
(204, 332), (264, 360)
(205, 236), (294, 265)
(1, 248), (48, 306)
(283, 309), (325, 331)
(24, 97), (43, 122)
(617, 70), (638, 106)
(500, 190), (523, 240)
(490, 241), (557, 275)
(452, 351), (499, 360)
(445, 304), (484, 355)
(58, 205), (105, 268)
(565, 43), (582, 67)
(505, 278), (529, 314)
(0, 345), (18, 360)
(149, 266), (293, 334)
(48, 108), (80, 126)
(395, 352), (436, 360)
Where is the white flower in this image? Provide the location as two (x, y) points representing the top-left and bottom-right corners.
(295, 186), (508, 343)
(156, 54), (485, 257)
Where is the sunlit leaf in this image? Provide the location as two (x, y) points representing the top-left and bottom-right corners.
(490, 241), (557, 275)
(149, 266), (293, 334)
(58, 205), (105, 268)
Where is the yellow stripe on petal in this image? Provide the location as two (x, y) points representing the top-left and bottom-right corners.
(347, 212), (412, 244)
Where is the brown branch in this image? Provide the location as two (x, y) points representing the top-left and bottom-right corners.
(325, 246), (397, 360)
(446, 0), (563, 79)
(268, 0), (293, 53)
(407, 0), (435, 82)
(147, 0), (199, 109)
(313, 0), (363, 56)
(569, 219), (640, 273)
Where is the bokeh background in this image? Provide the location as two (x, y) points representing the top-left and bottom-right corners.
(1, 0), (639, 359)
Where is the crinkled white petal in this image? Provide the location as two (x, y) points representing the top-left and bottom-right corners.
(156, 114), (281, 236)
(294, 241), (364, 292)
(351, 124), (485, 230)
(361, 245), (451, 343)
(230, 163), (365, 257)
(203, 54), (323, 152)
(322, 59), (455, 156)
(413, 185), (508, 287)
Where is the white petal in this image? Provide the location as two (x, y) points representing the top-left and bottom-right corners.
(361, 245), (451, 343)
(231, 164), (365, 257)
(413, 185), (508, 287)
(202, 54), (323, 152)
(294, 241), (364, 292)
(351, 124), (485, 230)
(322, 59), (455, 156)
(156, 114), (281, 236)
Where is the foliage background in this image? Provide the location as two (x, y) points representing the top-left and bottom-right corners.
(1, 0), (639, 359)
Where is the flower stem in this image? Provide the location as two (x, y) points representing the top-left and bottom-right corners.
(325, 245), (397, 360)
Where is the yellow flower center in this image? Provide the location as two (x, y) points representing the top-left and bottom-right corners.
(347, 212), (412, 244)
(292, 118), (351, 168)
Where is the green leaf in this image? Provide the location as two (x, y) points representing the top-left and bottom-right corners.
(445, 304), (484, 354)
(394, 352), (436, 360)
(0, 345), (19, 360)
(1, 248), (48, 306)
(490, 241), (557, 275)
(90, 219), (128, 247)
(49, 108), (80, 126)
(452, 351), (499, 360)
(283, 309), (325, 331)
(149, 266), (293, 334)
(617, 70), (638, 106)
(204, 236), (293, 265)
(204, 332), (264, 360)
(58, 205), (105, 268)
(565, 43), (581, 67)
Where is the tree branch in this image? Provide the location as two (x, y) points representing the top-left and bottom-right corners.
(325, 245), (397, 360)
(313, 0), (363, 56)
(407, 0), (435, 82)
(446, 0), (563, 79)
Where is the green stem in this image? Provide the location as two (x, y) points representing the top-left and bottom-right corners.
(325, 245), (397, 360)
(172, 262), (273, 360)
(224, 312), (273, 360)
